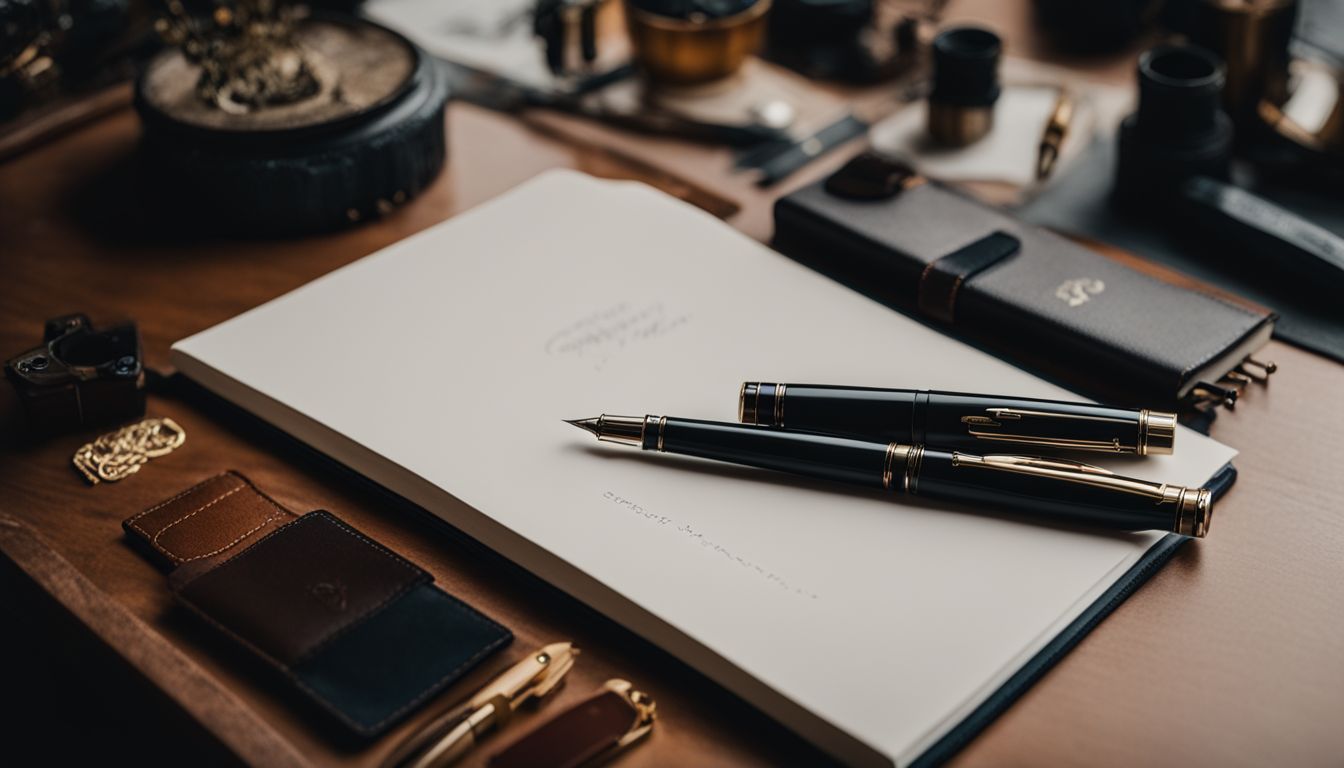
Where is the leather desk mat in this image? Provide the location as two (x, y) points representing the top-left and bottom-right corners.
(3, 7), (1344, 767)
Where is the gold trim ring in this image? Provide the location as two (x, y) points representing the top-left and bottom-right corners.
(883, 443), (911, 491)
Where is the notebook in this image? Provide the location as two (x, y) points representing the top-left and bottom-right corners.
(171, 171), (1237, 767)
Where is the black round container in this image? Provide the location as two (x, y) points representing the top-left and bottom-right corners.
(134, 18), (449, 235)
(926, 26), (1002, 146)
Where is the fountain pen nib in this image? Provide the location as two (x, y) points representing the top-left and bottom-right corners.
(565, 414), (649, 447)
(565, 417), (602, 437)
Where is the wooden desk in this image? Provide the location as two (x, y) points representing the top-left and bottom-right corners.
(2, 4), (1343, 766)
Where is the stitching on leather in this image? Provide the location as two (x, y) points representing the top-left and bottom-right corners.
(125, 472), (238, 539)
(151, 482), (248, 548)
(175, 510), (291, 564)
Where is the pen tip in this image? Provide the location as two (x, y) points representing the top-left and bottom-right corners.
(565, 417), (602, 437)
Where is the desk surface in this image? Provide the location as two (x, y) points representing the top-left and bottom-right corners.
(3, 2), (1344, 766)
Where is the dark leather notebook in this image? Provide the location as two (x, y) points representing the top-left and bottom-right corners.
(773, 155), (1276, 409)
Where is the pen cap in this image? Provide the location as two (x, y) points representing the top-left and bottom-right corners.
(1140, 411), (1177, 455)
(741, 384), (1177, 456)
(740, 382), (918, 437)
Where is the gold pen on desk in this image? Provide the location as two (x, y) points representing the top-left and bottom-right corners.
(382, 642), (579, 768)
(1036, 90), (1074, 180)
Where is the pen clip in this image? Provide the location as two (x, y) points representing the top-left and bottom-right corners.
(978, 454), (1115, 475)
(962, 407), (1135, 453)
(952, 451), (1179, 500)
(518, 646), (578, 705)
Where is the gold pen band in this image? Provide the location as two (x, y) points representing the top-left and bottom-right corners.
(739, 382), (785, 428)
(1138, 409), (1177, 455)
(1173, 487), (1212, 538)
(881, 443), (923, 493)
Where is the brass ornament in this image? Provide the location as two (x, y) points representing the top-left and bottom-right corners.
(73, 417), (187, 485)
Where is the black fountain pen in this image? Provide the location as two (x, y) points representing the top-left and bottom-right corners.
(567, 415), (1211, 537)
(740, 383), (1178, 456)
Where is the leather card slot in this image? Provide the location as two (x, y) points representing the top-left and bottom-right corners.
(172, 510), (429, 667)
(123, 470), (296, 568)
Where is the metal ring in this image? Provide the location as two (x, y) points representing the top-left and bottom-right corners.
(904, 445), (924, 493)
(1138, 409), (1149, 456)
(882, 443), (897, 490)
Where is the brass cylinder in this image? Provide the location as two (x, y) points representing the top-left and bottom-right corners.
(927, 102), (994, 147)
(1191, 0), (1296, 120)
(624, 0), (772, 85)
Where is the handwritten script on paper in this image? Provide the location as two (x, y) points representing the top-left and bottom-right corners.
(602, 490), (819, 599)
(545, 303), (691, 370)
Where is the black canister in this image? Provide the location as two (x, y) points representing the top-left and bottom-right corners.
(927, 26), (1002, 146)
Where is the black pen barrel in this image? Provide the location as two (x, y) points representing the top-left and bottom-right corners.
(658, 417), (889, 489)
(740, 383), (1176, 455)
(909, 447), (1207, 534)
(627, 416), (1207, 536)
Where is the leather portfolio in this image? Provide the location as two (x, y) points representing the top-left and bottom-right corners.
(772, 153), (1276, 409)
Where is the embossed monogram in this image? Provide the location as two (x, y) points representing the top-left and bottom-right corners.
(1055, 278), (1105, 307)
(309, 581), (348, 612)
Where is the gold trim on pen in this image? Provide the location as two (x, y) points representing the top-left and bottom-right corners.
(882, 443), (910, 491)
(950, 452), (1212, 536)
(737, 381), (748, 423)
(774, 383), (786, 428)
(959, 407), (1179, 454)
(656, 416), (667, 452)
(1139, 410), (1177, 455)
(905, 444), (924, 493)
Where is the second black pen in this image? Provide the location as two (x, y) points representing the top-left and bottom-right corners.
(739, 383), (1178, 456)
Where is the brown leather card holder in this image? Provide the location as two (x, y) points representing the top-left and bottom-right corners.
(123, 471), (296, 570)
(124, 473), (512, 739)
(172, 511), (428, 667)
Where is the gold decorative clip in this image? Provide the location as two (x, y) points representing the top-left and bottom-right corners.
(72, 417), (186, 485)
